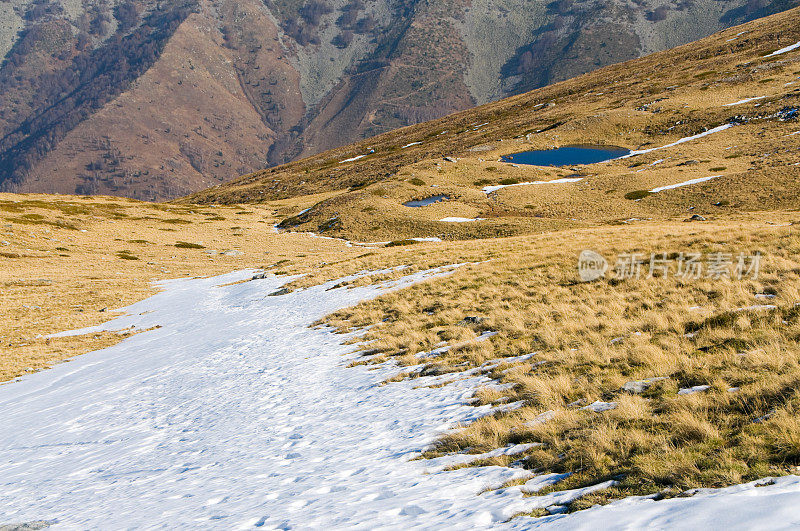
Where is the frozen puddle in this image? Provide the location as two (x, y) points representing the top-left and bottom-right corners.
(404, 195), (450, 207)
(0, 268), (541, 529)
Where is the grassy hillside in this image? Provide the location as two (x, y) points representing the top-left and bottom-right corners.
(5, 6), (800, 520)
(187, 7), (800, 244)
(2, 0), (795, 200)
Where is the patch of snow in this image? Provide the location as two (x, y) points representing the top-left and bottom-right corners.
(511, 476), (800, 529)
(621, 124), (735, 159)
(725, 31), (748, 42)
(411, 237), (443, 243)
(521, 479), (619, 505)
(339, 154), (367, 163)
(427, 443), (540, 471)
(493, 400), (527, 414)
(484, 352), (536, 367)
(440, 217), (483, 223)
(636, 159), (666, 172)
(526, 410), (557, 427)
(678, 385), (711, 395)
(485, 382), (518, 392)
(3, 266), (575, 528)
(415, 331), (498, 359)
(765, 40), (800, 57)
(482, 177), (584, 194)
(650, 175), (722, 193)
(724, 96), (766, 106)
(402, 142), (423, 149)
(735, 304), (778, 312)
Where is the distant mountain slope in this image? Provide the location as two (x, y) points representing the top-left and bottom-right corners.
(185, 7), (800, 244)
(0, 0), (796, 200)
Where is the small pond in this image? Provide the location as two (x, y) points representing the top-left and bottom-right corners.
(501, 145), (630, 166)
(403, 195), (450, 207)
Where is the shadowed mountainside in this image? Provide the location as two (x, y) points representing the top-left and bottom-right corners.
(0, 0), (796, 200)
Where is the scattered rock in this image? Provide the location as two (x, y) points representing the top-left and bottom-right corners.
(443, 156), (458, 163)
(252, 272), (269, 280)
(754, 410), (776, 423)
(420, 364), (458, 377)
(0, 523), (51, 531)
(458, 316), (484, 326)
(581, 400), (618, 413)
(685, 214), (706, 222)
(622, 377), (668, 394)
(267, 288), (291, 297)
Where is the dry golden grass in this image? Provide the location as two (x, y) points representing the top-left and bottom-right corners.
(319, 210), (800, 507)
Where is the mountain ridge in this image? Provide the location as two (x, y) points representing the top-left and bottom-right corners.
(0, 0), (796, 200)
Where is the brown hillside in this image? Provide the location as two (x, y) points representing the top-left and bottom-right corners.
(185, 7), (800, 244)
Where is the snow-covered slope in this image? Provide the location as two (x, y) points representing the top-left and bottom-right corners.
(2, 268), (800, 529)
(0, 268), (536, 528)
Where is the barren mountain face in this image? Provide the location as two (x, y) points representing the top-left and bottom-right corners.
(0, 0), (794, 200)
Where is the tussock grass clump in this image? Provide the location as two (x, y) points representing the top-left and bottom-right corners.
(624, 190), (653, 200)
(175, 241), (205, 249)
(116, 250), (139, 260)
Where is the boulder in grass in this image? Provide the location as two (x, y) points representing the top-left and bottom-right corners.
(458, 316), (484, 326)
(622, 377), (668, 394)
(581, 400), (617, 412)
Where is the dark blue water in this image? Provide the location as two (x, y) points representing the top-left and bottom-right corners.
(501, 145), (630, 166)
(403, 195), (450, 207)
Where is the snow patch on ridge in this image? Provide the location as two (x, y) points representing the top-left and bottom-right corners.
(650, 175), (722, 193)
(765, 40), (800, 57)
(483, 177), (584, 194)
(621, 124), (734, 159)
